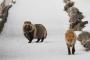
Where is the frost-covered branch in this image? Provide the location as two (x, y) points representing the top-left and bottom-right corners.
(63, 0), (88, 31)
(0, 0), (16, 33)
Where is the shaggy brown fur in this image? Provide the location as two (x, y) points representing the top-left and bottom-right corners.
(34, 24), (47, 39)
(23, 21), (47, 43)
(65, 29), (76, 55)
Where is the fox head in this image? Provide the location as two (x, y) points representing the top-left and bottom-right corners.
(65, 30), (76, 43)
(66, 32), (75, 42)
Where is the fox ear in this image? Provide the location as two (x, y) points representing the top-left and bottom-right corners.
(68, 29), (74, 32)
(0, 18), (2, 22)
(70, 29), (74, 31)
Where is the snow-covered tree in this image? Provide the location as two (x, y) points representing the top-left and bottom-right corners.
(0, 0), (16, 33)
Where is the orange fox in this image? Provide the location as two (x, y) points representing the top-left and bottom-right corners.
(65, 29), (76, 55)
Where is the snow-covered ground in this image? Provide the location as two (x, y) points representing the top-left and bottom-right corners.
(0, 0), (90, 60)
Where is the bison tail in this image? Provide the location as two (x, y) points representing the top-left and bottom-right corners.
(44, 30), (47, 39)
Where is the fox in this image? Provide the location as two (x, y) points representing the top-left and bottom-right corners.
(65, 29), (76, 55)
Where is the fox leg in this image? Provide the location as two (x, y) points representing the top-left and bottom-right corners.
(72, 45), (75, 54)
(67, 44), (71, 55)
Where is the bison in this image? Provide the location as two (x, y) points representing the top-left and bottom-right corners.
(23, 21), (47, 43)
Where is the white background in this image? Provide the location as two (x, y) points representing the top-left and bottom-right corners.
(0, 0), (90, 60)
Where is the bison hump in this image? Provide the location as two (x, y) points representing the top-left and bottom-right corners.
(34, 24), (46, 38)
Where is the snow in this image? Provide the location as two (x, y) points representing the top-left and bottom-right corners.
(0, 0), (90, 60)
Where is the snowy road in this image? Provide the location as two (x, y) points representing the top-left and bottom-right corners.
(0, 0), (90, 60)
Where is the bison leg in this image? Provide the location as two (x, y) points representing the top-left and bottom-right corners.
(72, 45), (75, 54)
(41, 38), (44, 42)
(24, 33), (30, 40)
(24, 33), (33, 43)
(36, 38), (40, 43)
(67, 45), (71, 55)
(28, 38), (33, 43)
